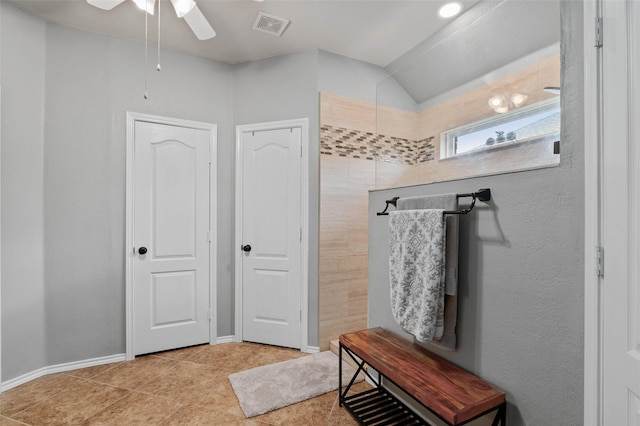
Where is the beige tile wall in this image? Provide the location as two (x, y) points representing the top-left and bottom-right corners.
(319, 155), (374, 350)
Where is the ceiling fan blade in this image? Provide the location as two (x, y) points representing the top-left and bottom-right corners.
(87, 0), (126, 10)
(183, 4), (216, 40)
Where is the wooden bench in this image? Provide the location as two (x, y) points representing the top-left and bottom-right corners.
(339, 328), (506, 426)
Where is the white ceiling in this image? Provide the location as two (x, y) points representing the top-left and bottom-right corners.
(9, 0), (481, 67)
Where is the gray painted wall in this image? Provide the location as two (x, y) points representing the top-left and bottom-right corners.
(41, 24), (234, 366)
(368, 1), (584, 424)
(1, 1), (235, 379)
(0, 3), (48, 380)
(318, 50), (417, 111)
(233, 51), (320, 347)
(1, 16), (377, 378)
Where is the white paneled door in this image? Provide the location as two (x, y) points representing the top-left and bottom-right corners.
(601, 0), (640, 424)
(239, 125), (302, 349)
(132, 120), (212, 356)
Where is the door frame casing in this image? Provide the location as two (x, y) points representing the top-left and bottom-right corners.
(583, 0), (601, 424)
(125, 112), (218, 360)
(234, 118), (310, 352)
(584, 1), (639, 423)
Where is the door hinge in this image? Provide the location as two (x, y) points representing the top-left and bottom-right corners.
(300, 310), (302, 321)
(207, 231), (211, 242)
(208, 310), (212, 321)
(596, 246), (604, 277)
(300, 227), (302, 242)
(300, 146), (302, 158)
(595, 17), (603, 48)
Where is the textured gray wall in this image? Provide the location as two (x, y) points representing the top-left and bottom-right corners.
(0, 2), (48, 380)
(318, 50), (417, 112)
(1, 3), (235, 379)
(233, 51), (320, 347)
(367, 1), (584, 424)
(42, 24), (234, 366)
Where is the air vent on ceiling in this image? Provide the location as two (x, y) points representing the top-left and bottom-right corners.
(252, 11), (290, 37)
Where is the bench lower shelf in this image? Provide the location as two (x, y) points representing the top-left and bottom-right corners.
(339, 328), (507, 426)
(342, 387), (427, 425)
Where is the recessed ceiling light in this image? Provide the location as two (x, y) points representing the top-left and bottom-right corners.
(438, 2), (462, 18)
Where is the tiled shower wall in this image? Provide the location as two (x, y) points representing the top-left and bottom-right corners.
(318, 92), (430, 349)
(319, 154), (372, 350)
(319, 93), (371, 349)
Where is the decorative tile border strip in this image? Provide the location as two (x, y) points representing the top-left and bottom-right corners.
(320, 124), (434, 165)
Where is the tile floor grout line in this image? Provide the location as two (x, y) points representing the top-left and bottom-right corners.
(326, 393), (340, 423)
(81, 389), (181, 424)
(1, 383), (72, 422)
(85, 357), (181, 392)
(154, 399), (189, 425)
(61, 361), (123, 380)
(0, 413), (30, 425)
(133, 358), (192, 391)
(78, 389), (134, 423)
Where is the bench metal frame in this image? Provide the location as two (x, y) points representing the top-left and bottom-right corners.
(339, 343), (507, 426)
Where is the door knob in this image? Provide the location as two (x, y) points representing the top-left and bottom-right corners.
(242, 244), (252, 252)
(138, 247), (148, 255)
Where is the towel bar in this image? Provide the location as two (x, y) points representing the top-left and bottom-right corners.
(376, 188), (491, 216)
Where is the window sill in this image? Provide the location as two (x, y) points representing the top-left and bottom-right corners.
(440, 133), (559, 162)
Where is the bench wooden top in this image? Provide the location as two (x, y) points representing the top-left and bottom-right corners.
(339, 328), (506, 425)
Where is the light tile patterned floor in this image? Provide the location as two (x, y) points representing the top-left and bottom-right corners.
(0, 342), (369, 425)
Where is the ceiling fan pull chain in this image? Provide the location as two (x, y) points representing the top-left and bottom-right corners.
(144, 4), (149, 100)
(157, 0), (161, 72)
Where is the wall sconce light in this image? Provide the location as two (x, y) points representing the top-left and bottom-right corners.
(510, 93), (528, 108)
(488, 92), (528, 113)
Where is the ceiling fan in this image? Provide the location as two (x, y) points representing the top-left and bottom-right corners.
(87, 0), (216, 40)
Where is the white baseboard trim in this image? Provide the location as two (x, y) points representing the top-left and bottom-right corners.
(216, 335), (235, 344)
(303, 345), (320, 354)
(1, 353), (126, 393)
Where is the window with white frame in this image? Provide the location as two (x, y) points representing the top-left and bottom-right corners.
(440, 98), (560, 159)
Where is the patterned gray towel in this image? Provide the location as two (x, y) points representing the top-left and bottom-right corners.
(397, 194), (458, 296)
(389, 209), (446, 342)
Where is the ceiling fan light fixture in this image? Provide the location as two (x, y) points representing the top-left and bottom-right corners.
(183, 5), (216, 40)
(170, 0), (196, 18)
(132, 0), (155, 15)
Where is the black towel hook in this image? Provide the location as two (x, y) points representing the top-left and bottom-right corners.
(377, 197), (400, 216)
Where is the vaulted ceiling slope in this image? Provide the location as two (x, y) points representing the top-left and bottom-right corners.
(385, 0), (561, 105)
(8, 0), (479, 67)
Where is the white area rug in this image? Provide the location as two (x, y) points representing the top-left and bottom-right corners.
(228, 351), (362, 418)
